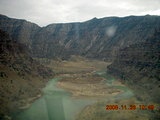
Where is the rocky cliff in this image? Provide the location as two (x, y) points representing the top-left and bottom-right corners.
(108, 29), (160, 103)
(0, 14), (40, 47)
(43, 15), (160, 60)
(0, 30), (53, 118)
(1, 14), (160, 60)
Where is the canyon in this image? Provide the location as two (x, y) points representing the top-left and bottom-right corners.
(0, 14), (159, 120)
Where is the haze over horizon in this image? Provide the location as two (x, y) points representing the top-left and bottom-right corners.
(0, 0), (160, 26)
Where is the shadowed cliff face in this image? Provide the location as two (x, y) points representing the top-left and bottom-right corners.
(0, 15), (160, 60)
(108, 29), (160, 103)
(34, 16), (160, 60)
(0, 15), (40, 47)
(0, 29), (53, 78)
(0, 30), (53, 117)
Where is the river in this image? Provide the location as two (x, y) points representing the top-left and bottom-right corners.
(13, 72), (134, 120)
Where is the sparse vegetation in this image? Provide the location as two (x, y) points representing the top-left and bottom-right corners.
(0, 30), (54, 119)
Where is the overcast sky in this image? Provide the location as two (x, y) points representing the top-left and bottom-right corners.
(0, 0), (160, 26)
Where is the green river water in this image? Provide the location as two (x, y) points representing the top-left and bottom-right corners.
(14, 72), (134, 120)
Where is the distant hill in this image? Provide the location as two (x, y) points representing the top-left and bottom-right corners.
(0, 14), (160, 60)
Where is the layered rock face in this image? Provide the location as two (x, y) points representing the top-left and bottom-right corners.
(108, 29), (160, 102)
(0, 14), (160, 60)
(0, 14), (40, 47)
(43, 16), (160, 60)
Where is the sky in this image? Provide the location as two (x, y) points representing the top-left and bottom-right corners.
(0, 0), (160, 26)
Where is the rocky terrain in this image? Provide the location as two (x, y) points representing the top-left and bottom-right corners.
(108, 29), (160, 103)
(0, 30), (53, 119)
